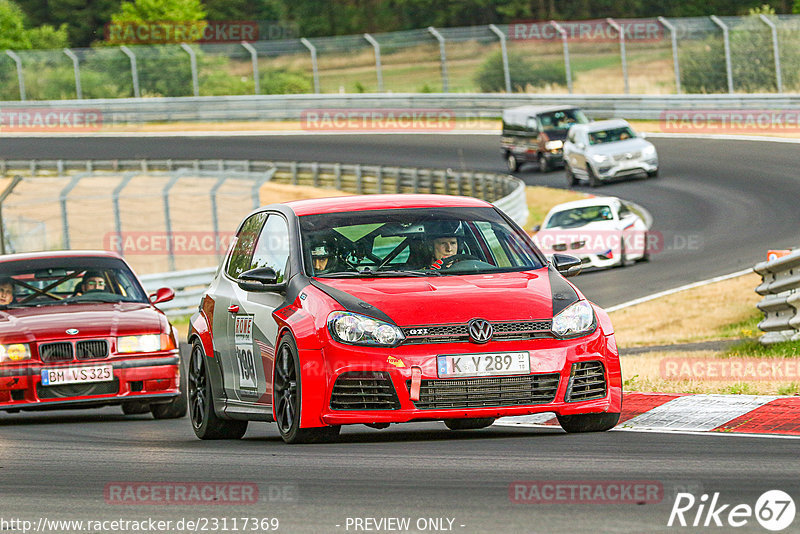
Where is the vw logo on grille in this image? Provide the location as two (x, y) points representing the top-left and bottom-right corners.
(468, 319), (493, 344)
(66, 328), (79, 335)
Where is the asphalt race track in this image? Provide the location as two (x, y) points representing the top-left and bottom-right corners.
(2, 134), (797, 307)
(1, 134), (799, 533)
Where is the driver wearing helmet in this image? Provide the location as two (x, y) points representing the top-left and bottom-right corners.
(310, 238), (339, 275)
(426, 221), (463, 270)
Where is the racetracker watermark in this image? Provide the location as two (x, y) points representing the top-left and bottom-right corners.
(510, 18), (663, 42)
(104, 482), (259, 505)
(0, 108), (102, 132)
(661, 110), (800, 134)
(661, 358), (800, 382)
(510, 480), (663, 504)
(104, 232), (235, 256)
(103, 20), (291, 44)
(301, 109), (457, 131)
(533, 230), (703, 256)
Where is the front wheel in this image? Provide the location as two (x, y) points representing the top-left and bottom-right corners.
(189, 339), (247, 439)
(587, 165), (600, 188)
(538, 154), (549, 173)
(647, 169), (659, 178)
(274, 334), (340, 444)
(444, 417), (495, 430)
(506, 153), (519, 173)
(565, 165), (577, 187)
(557, 412), (620, 433)
(121, 400), (150, 415)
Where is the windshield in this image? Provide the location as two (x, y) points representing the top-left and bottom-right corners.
(588, 126), (636, 145)
(0, 262), (148, 308)
(538, 109), (588, 132)
(546, 205), (614, 229)
(299, 207), (545, 277)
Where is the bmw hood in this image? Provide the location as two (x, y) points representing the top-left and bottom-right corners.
(312, 267), (582, 326)
(0, 302), (165, 344)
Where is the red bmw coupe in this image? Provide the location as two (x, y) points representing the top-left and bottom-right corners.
(188, 195), (621, 443)
(0, 251), (185, 418)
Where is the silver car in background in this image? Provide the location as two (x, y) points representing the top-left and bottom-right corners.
(563, 119), (658, 187)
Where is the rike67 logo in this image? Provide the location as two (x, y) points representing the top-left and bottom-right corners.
(668, 490), (796, 531)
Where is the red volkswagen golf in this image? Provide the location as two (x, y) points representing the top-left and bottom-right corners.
(188, 195), (621, 443)
(0, 251), (185, 418)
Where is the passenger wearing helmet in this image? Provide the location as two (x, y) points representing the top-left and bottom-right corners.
(310, 238), (339, 275)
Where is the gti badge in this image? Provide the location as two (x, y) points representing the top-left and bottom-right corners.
(468, 318), (493, 344)
(66, 328), (79, 335)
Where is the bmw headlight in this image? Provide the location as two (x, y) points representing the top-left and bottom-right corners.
(0, 343), (31, 363)
(328, 311), (404, 347)
(590, 153), (610, 163)
(642, 144), (657, 156)
(545, 140), (563, 150)
(552, 300), (596, 338)
(117, 334), (163, 353)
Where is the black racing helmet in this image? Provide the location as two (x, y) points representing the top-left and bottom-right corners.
(310, 237), (337, 274)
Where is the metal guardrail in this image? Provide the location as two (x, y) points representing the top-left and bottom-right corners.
(2, 93), (800, 123)
(754, 250), (800, 344)
(1, 159), (527, 316)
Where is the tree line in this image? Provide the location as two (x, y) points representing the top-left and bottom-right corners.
(3, 0), (800, 49)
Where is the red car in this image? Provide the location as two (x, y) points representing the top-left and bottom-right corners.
(189, 194), (621, 443)
(0, 251), (186, 418)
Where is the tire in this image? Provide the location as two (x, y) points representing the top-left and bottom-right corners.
(647, 169), (659, 178)
(565, 165), (577, 187)
(189, 339), (247, 439)
(121, 400), (150, 415)
(587, 165), (600, 188)
(150, 351), (188, 420)
(538, 154), (549, 173)
(639, 232), (651, 262)
(556, 412), (620, 433)
(506, 152), (519, 173)
(274, 334), (340, 444)
(444, 417), (495, 430)
(615, 240), (627, 268)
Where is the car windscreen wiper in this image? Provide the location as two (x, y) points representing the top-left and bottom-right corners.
(317, 268), (431, 278)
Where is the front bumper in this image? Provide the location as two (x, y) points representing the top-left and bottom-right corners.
(299, 328), (621, 427)
(0, 352), (181, 411)
(594, 157), (658, 180)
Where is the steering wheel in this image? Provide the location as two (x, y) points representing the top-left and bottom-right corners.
(440, 254), (480, 268)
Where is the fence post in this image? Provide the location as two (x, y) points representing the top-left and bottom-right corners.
(355, 164), (363, 194)
(334, 163), (342, 190)
(300, 38), (320, 94)
(180, 43), (200, 97)
(251, 168), (276, 210)
(111, 173), (136, 258)
(759, 14), (783, 93)
(63, 48), (83, 99)
(658, 17), (681, 94)
(376, 167), (383, 194)
(5, 50), (25, 101)
(210, 174), (229, 262)
(0, 176), (23, 255)
(488, 24), (510, 93)
(241, 41), (260, 95)
(549, 21), (573, 94)
(710, 16), (734, 94)
(119, 46), (140, 98)
(312, 162), (319, 187)
(162, 172), (184, 271)
(606, 18), (629, 94)
(427, 27), (449, 93)
(363, 33), (384, 92)
(60, 174), (86, 249)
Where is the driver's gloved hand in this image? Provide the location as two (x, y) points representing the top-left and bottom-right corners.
(429, 259), (444, 270)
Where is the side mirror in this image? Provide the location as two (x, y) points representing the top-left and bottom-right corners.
(150, 287), (175, 305)
(237, 267), (286, 292)
(552, 254), (582, 278)
(532, 224), (541, 233)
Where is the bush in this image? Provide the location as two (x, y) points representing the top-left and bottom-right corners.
(475, 50), (565, 92)
(259, 69), (312, 94)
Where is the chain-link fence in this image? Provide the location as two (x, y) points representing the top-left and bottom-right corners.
(2, 15), (799, 101)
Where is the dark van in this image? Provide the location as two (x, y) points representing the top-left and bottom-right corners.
(501, 105), (589, 173)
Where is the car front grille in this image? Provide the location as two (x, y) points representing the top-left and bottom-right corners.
(39, 342), (74, 362)
(408, 373), (560, 409)
(402, 320), (552, 344)
(76, 340), (109, 360)
(565, 361), (607, 402)
(613, 151), (641, 161)
(329, 371), (401, 410)
(39, 340), (109, 362)
(36, 379), (120, 400)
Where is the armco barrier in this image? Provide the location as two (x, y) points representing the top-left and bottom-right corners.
(1, 93), (800, 124)
(754, 249), (800, 344)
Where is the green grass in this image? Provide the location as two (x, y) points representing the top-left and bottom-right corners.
(723, 339), (800, 359)
(718, 310), (762, 340)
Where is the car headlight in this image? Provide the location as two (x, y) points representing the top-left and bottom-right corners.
(551, 300), (596, 338)
(590, 153), (610, 163)
(328, 311), (405, 347)
(116, 334), (168, 354)
(0, 343), (31, 363)
(545, 140), (563, 150)
(642, 144), (656, 156)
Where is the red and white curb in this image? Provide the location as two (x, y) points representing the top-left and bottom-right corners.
(495, 393), (800, 436)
